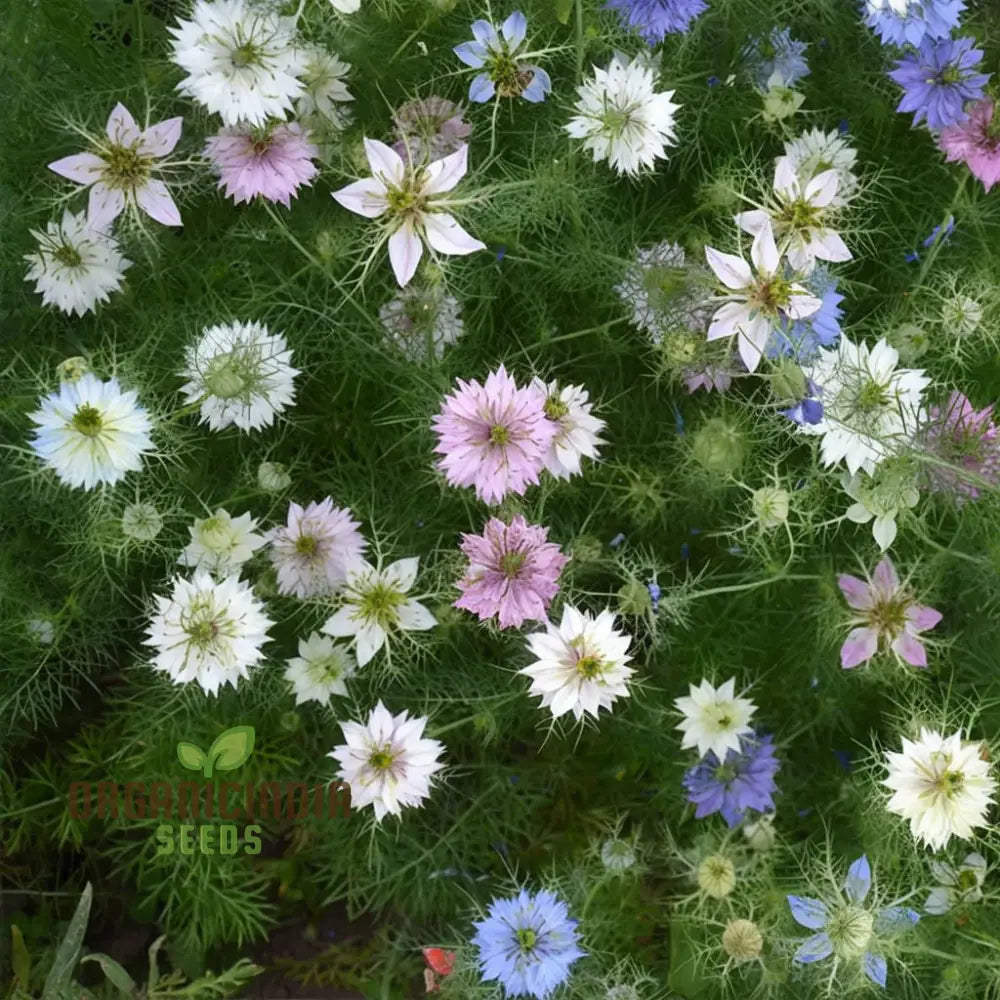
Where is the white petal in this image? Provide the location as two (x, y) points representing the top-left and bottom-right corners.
(773, 156), (799, 200)
(397, 601), (437, 632)
(422, 213), (485, 256)
(363, 138), (405, 187)
(332, 178), (388, 218)
(705, 247), (752, 290)
(734, 210), (769, 237)
(422, 145), (469, 196)
(872, 513), (897, 552)
(323, 607), (358, 638)
(750, 220), (780, 275)
(707, 301), (751, 341)
(386, 557), (420, 592)
(136, 179), (182, 226)
(355, 623), (387, 666)
(388, 224), (423, 286)
(804, 169), (839, 208)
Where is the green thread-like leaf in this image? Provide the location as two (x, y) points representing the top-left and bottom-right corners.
(41, 882), (92, 1000)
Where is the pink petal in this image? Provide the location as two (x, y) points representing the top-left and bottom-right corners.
(106, 102), (141, 146)
(49, 152), (105, 185)
(422, 145), (469, 196)
(704, 246), (752, 290)
(388, 223), (423, 286)
(139, 117), (183, 157)
(838, 574), (873, 610)
(331, 178), (388, 218)
(136, 178), (182, 226)
(363, 138), (405, 187)
(891, 633), (928, 668)
(872, 557), (899, 596)
(422, 212), (485, 256)
(907, 604), (942, 632)
(841, 626), (878, 669)
(88, 182), (126, 228)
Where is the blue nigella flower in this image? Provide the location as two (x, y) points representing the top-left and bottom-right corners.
(923, 215), (955, 247)
(742, 27), (810, 90)
(888, 36), (990, 131)
(471, 889), (585, 999)
(454, 12), (551, 104)
(782, 378), (825, 426)
(788, 855), (919, 988)
(768, 265), (844, 362)
(647, 580), (661, 612)
(604, 0), (707, 46)
(861, 0), (965, 48)
(682, 732), (780, 827)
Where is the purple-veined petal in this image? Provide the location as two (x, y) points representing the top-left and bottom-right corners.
(874, 906), (920, 934)
(136, 179), (182, 226)
(138, 117), (183, 157)
(470, 18), (499, 49)
(388, 222), (423, 286)
(872, 556), (900, 595)
(49, 152), (105, 185)
(844, 854), (872, 903)
(704, 246), (752, 289)
(88, 182), (126, 228)
(331, 178), (388, 218)
(468, 73), (496, 103)
(841, 626), (878, 669)
(422, 212), (485, 256)
(501, 10), (527, 49)
(454, 40), (488, 68)
(787, 896), (829, 930)
(838, 573), (873, 610)
(422, 145), (468, 196)
(793, 932), (833, 964)
(106, 102), (141, 146)
(863, 951), (887, 988)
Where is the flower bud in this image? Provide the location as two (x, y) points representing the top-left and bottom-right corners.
(617, 580), (652, 617)
(697, 854), (736, 899)
(742, 812), (777, 851)
(769, 358), (806, 403)
(121, 502), (163, 541)
(56, 356), (90, 383)
(257, 461), (291, 492)
(600, 838), (637, 872)
(751, 487), (790, 530)
(722, 918), (763, 961)
(940, 294), (983, 337)
(692, 418), (746, 476)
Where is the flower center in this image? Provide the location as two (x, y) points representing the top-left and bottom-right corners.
(936, 65), (964, 86)
(499, 551), (527, 577)
(544, 396), (569, 420)
(368, 744), (396, 771)
(488, 52), (528, 98)
(199, 516), (233, 552)
(489, 423), (511, 445)
(750, 276), (792, 314)
(231, 40), (262, 69)
(386, 180), (428, 218)
(933, 768), (965, 797)
(53, 243), (84, 267)
(104, 143), (147, 188)
(781, 197), (823, 231)
(516, 927), (538, 953)
(714, 762), (737, 783)
(853, 378), (890, 414)
(295, 534), (319, 557)
(600, 106), (637, 138)
(71, 404), (104, 437)
(957, 868), (980, 892)
(204, 354), (251, 399)
(827, 905), (873, 958)
(309, 655), (345, 684)
(870, 595), (909, 637)
(357, 583), (405, 626)
(575, 654), (605, 678)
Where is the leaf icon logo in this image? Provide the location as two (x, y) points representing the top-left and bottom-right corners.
(176, 725), (255, 778)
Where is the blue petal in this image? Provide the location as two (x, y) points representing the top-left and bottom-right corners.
(521, 66), (551, 102)
(794, 932), (833, 964)
(501, 10), (527, 50)
(787, 896), (829, 929)
(468, 73), (496, 103)
(864, 951), (888, 988)
(875, 906), (920, 935)
(471, 18), (499, 49)
(454, 41), (487, 68)
(844, 855), (871, 904)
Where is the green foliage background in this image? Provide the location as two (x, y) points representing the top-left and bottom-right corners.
(3, 0), (1000, 996)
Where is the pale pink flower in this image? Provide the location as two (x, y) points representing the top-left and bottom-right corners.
(267, 498), (366, 598)
(431, 365), (557, 504)
(204, 121), (318, 208)
(683, 365), (733, 394)
(454, 515), (568, 629)
(838, 556), (942, 669)
(331, 138), (485, 286)
(939, 99), (1000, 193)
(923, 391), (1000, 501)
(48, 102), (182, 228)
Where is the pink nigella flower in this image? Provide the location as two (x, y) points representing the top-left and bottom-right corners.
(267, 498), (366, 598)
(48, 102), (182, 228)
(204, 121), (318, 208)
(923, 391), (1000, 501)
(454, 514), (568, 629)
(683, 365), (733, 394)
(432, 365), (557, 504)
(939, 98), (1000, 193)
(837, 556), (942, 669)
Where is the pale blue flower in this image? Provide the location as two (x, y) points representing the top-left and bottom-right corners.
(454, 12), (551, 104)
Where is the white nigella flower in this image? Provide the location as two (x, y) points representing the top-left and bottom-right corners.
(180, 320), (299, 432)
(295, 46), (354, 130)
(783, 127), (860, 208)
(674, 677), (757, 760)
(842, 465), (919, 552)
(704, 219), (822, 372)
(530, 378), (607, 480)
(285, 631), (357, 705)
(565, 53), (680, 177)
(735, 157), (851, 274)
(24, 210), (131, 316)
(179, 508), (266, 574)
(144, 569), (273, 695)
(29, 373), (154, 490)
(48, 103), (183, 228)
(519, 606), (634, 721)
(884, 728), (997, 851)
(799, 336), (930, 475)
(940, 293), (983, 338)
(169, 0), (306, 126)
(760, 75), (805, 123)
(925, 853), (988, 915)
(321, 557), (437, 666)
(328, 700), (444, 821)
(329, 0), (361, 11)
(332, 139), (485, 287)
